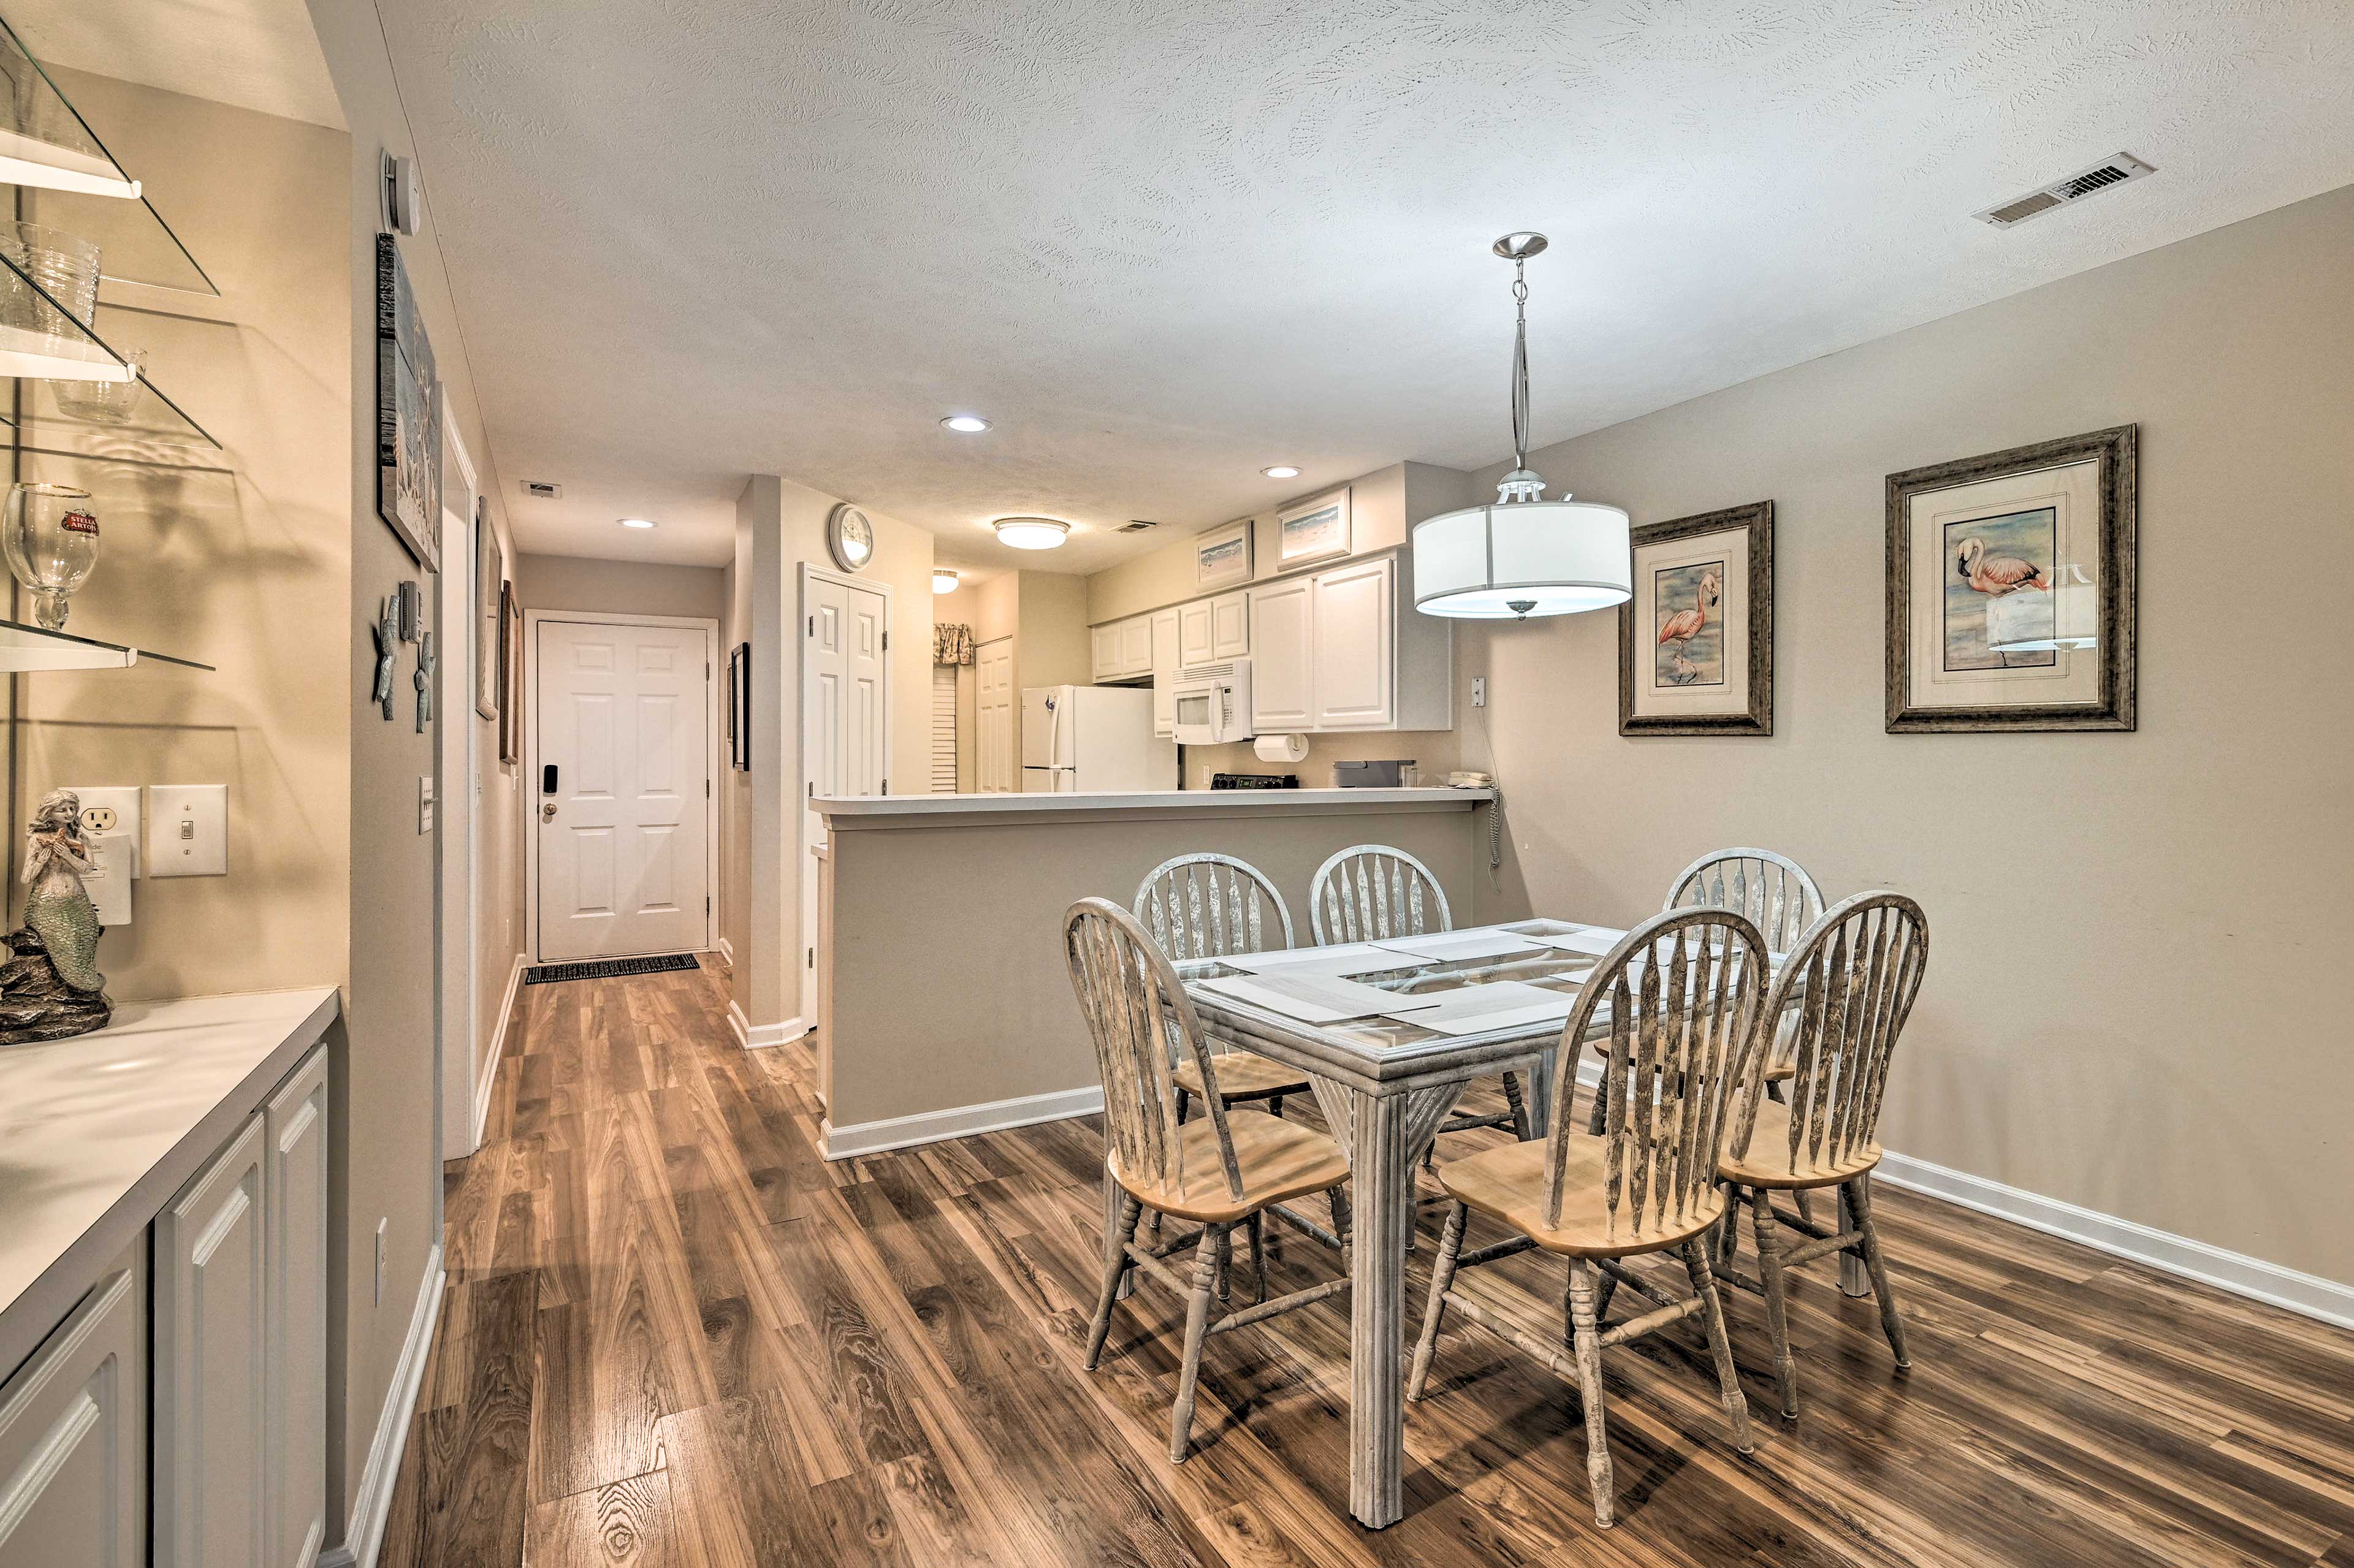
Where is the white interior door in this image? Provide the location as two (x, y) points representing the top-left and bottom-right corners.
(536, 618), (712, 961)
(975, 637), (1013, 793)
(434, 426), (478, 1159)
(801, 569), (889, 1025)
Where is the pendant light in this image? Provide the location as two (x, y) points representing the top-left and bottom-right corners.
(1411, 233), (1631, 619)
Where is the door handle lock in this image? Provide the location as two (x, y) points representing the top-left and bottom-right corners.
(541, 802), (557, 821)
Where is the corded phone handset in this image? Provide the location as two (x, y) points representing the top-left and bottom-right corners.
(1446, 772), (1502, 867)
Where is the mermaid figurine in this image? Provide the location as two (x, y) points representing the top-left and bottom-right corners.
(22, 788), (105, 994)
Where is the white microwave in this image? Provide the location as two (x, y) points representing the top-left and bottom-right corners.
(1171, 660), (1254, 745)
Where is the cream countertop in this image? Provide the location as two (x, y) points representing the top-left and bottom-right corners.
(0, 986), (341, 1379)
(816, 786), (1493, 825)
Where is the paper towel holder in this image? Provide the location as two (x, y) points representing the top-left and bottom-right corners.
(1252, 732), (1309, 764)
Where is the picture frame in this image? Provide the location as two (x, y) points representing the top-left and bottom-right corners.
(1276, 485), (1350, 568)
(1618, 501), (1774, 736)
(1194, 519), (1252, 591)
(1886, 424), (2136, 733)
(728, 642), (752, 771)
(473, 500), (501, 720)
(375, 234), (441, 572)
(498, 582), (522, 764)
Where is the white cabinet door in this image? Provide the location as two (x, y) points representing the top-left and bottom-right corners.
(1208, 592), (1250, 660)
(1311, 557), (1396, 728)
(1177, 600), (1214, 670)
(1117, 615), (1153, 677)
(156, 1114), (268, 1568)
(1149, 609), (1179, 737)
(0, 1250), (145, 1568)
(1090, 624), (1121, 683)
(1247, 579), (1315, 732)
(265, 1048), (329, 1568)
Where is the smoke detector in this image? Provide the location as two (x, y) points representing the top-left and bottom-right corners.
(522, 480), (563, 500)
(1976, 152), (2156, 228)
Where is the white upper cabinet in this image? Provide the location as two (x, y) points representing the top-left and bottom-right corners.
(1311, 557), (1396, 728)
(1208, 592), (1249, 661)
(0, 1248), (147, 1568)
(1149, 608), (1179, 737)
(1247, 577), (1315, 732)
(1177, 599), (1214, 669)
(1116, 615), (1152, 677)
(1090, 623), (1122, 683)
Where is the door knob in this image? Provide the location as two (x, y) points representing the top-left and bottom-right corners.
(541, 802), (557, 821)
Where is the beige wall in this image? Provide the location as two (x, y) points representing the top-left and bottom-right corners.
(825, 798), (1491, 1129)
(513, 550), (725, 622)
(12, 70), (351, 1005)
(1456, 184), (2354, 1286)
(1013, 569), (1091, 695)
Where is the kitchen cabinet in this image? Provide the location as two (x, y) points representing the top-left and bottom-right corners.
(1177, 599), (1212, 668)
(264, 1048), (330, 1568)
(1150, 608), (1179, 737)
(1209, 592), (1250, 660)
(0, 1248), (147, 1568)
(156, 1114), (269, 1568)
(1247, 577), (1315, 731)
(1247, 552), (1451, 735)
(1091, 615), (1154, 682)
(1090, 623), (1121, 683)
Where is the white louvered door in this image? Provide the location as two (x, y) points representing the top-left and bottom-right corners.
(931, 665), (957, 791)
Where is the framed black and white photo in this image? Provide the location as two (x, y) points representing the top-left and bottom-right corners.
(1276, 485), (1350, 568)
(375, 234), (441, 571)
(1886, 425), (2136, 733)
(729, 641), (752, 770)
(1618, 501), (1773, 736)
(1195, 519), (1252, 591)
(474, 499), (501, 720)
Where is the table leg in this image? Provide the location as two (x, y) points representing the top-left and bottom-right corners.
(1840, 1172), (1871, 1297)
(1347, 1089), (1411, 1529)
(1520, 1043), (1560, 1140)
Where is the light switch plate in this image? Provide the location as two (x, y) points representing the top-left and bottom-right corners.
(145, 784), (228, 877)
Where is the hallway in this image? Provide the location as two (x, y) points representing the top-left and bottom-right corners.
(380, 959), (2354, 1567)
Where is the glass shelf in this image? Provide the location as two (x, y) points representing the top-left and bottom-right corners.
(0, 17), (217, 296)
(0, 243), (223, 455)
(0, 615), (210, 672)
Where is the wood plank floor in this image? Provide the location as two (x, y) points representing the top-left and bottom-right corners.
(380, 955), (2354, 1566)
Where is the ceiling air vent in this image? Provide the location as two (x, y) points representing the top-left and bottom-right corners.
(1976, 152), (2155, 228)
(1116, 519), (1160, 533)
(522, 480), (562, 500)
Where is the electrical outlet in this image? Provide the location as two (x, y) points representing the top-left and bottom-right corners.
(375, 1218), (387, 1306)
(66, 787), (141, 925)
(1471, 676), (1487, 709)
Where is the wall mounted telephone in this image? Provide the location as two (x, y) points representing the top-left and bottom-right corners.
(1447, 771), (1495, 789)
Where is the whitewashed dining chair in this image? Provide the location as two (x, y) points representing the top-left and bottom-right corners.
(1714, 891), (1929, 1418)
(1065, 899), (1354, 1464)
(1407, 906), (1767, 1529)
(1133, 854), (1311, 1122)
(1309, 845), (1532, 1146)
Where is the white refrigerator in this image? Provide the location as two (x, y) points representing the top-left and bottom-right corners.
(1023, 685), (1175, 793)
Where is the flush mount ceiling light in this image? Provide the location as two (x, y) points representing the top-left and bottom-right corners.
(941, 414), (991, 433)
(1411, 233), (1631, 620)
(932, 568), (961, 594)
(992, 516), (1070, 550)
(1262, 465), (1301, 479)
(619, 517), (656, 529)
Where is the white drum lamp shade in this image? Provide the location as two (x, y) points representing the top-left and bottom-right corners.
(1412, 498), (1631, 618)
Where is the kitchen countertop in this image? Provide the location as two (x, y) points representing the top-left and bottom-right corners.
(0, 986), (341, 1379)
(817, 785), (1493, 828)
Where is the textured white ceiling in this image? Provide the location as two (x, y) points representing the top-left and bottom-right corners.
(366, 1), (2354, 568)
(8, 0), (343, 129)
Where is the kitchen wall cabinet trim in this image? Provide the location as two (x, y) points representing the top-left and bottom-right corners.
(0, 1246), (146, 1568)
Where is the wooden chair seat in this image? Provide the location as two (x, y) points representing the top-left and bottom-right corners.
(1111, 1108), (1349, 1224)
(1439, 1135), (1728, 1258)
(1170, 1051), (1310, 1103)
(1716, 1097), (1881, 1190)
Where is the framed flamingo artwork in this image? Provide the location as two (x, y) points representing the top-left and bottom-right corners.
(1885, 425), (2136, 732)
(1618, 500), (1773, 736)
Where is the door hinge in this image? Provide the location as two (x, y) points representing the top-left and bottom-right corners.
(704, 779), (710, 797)
(706, 896), (711, 914)
(882, 630), (889, 652)
(807, 615), (813, 636)
(881, 777), (888, 794)
(807, 947), (814, 969)
(807, 781), (814, 798)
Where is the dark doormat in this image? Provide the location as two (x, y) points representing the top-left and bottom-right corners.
(525, 953), (701, 986)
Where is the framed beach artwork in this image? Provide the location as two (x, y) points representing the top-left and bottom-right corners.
(473, 498), (501, 720)
(1195, 519), (1252, 591)
(1276, 485), (1350, 568)
(1886, 425), (2136, 733)
(498, 582), (522, 764)
(1618, 501), (1773, 736)
(375, 234), (441, 571)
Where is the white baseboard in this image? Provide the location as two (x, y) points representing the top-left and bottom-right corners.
(823, 1084), (1106, 1160)
(318, 1245), (446, 1568)
(728, 1002), (804, 1051)
(1872, 1151), (2354, 1330)
(471, 953), (527, 1148)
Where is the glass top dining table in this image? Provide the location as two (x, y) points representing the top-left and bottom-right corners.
(1168, 917), (1825, 1531)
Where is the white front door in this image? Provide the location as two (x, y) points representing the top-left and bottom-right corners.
(536, 618), (712, 960)
(975, 636), (1013, 792)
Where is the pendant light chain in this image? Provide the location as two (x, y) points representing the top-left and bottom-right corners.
(1510, 259), (1531, 472)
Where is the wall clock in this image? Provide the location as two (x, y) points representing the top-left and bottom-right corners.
(826, 502), (875, 573)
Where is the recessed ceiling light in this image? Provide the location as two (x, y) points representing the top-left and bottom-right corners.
(932, 569), (961, 594)
(1262, 465), (1301, 479)
(941, 414), (991, 433)
(619, 517), (657, 529)
(992, 516), (1070, 550)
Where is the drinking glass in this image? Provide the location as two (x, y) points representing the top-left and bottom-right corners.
(4, 482), (100, 629)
